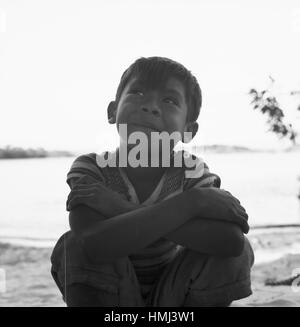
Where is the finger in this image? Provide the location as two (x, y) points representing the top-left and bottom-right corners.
(223, 190), (241, 204)
(239, 221), (249, 234)
(230, 195), (241, 205)
(70, 187), (107, 202)
(73, 183), (100, 190)
(238, 210), (248, 220)
(238, 211), (248, 220)
(67, 193), (95, 209)
(242, 219), (249, 233)
(235, 204), (246, 214)
(70, 187), (98, 196)
(68, 197), (92, 211)
(67, 189), (95, 204)
(76, 175), (98, 186)
(234, 204), (248, 216)
(69, 193), (95, 202)
(232, 212), (249, 233)
(230, 206), (248, 220)
(227, 214), (248, 234)
(73, 183), (110, 194)
(67, 193), (95, 210)
(236, 203), (248, 215)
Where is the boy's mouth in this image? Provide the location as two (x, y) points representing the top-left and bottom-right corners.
(128, 122), (161, 133)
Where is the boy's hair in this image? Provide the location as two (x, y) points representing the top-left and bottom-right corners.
(115, 57), (202, 123)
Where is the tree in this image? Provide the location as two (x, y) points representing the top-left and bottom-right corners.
(249, 76), (299, 145)
(249, 78), (300, 287)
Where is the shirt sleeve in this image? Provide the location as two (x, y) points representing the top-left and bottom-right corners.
(182, 153), (221, 190)
(66, 153), (105, 189)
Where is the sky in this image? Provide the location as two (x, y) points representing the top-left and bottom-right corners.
(0, 0), (300, 153)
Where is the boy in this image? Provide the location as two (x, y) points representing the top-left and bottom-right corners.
(51, 56), (254, 307)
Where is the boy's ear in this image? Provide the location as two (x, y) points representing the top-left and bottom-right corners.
(107, 101), (117, 124)
(183, 122), (198, 143)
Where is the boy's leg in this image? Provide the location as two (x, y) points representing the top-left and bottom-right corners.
(64, 283), (118, 307)
(147, 237), (254, 307)
(51, 231), (145, 307)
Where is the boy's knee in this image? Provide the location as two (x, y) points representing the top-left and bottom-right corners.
(51, 232), (140, 303)
(52, 256), (143, 306)
(182, 237), (254, 306)
(197, 236), (254, 282)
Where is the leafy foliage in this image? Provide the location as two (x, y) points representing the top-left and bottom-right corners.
(249, 84), (298, 144)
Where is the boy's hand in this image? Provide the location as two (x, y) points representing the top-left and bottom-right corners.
(66, 177), (139, 217)
(191, 187), (249, 233)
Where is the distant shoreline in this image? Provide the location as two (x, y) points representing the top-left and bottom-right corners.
(1, 144), (299, 159)
(0, 146), (74, 159)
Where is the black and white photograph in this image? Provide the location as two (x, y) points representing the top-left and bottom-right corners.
(0, 0), (300, 309)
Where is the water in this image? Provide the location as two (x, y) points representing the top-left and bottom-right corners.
(0, 152), (299, 247)
(204, 151), (300, 227)
(0, 157), (73, 247)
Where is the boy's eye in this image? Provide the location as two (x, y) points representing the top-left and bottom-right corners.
(164, 97), (178, 106)
(129, 90), (144, 96)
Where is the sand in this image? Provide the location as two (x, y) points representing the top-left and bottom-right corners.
(1, 227), (300, 307)
(0, 243), (63, 307)
(232, 227), (300, 307)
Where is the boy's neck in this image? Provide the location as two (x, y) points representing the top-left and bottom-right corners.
(122, 165), (167, 183)
(116, 145), (169, 182)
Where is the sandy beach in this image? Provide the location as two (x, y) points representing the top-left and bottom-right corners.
(233, 227), (300, 307)
(1, 227), (300, 307)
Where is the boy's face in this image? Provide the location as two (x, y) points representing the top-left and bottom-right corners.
(110, 76), (192, 140)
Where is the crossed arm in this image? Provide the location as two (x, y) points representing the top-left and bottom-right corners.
(67, 177), (247, 264)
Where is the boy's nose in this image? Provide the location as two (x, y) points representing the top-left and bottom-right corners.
(141, 96), (161, 117)
(141, 106), (161, 117)
(140, 91), (162, 117)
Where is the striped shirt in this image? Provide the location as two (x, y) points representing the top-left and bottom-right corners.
(66, 149), (221, 298)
